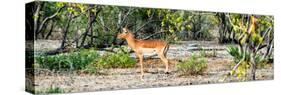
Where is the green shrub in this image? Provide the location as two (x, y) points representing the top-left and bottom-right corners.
(35, 49), (99, 71)
(177, 54), (207, 75)
(45, 86), (64, 93)
(162, 34), (180, 44)
(82, 48), (136, 74)
(227, 45), (264, 66)
(35, 47), (137, 74)
(199, 48), (217, 57)
(96, 52), (137, 69)
(254, 54), (271, 69)
(227, 46), (243, 63)
(227, 45), (268, 80)
(25, 85), (35, 94)
(82, 63), (99, 74)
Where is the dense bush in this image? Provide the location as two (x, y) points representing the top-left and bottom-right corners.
(96, 52), (137, 69)
(177, 54), (207, 75)
(35, 49), (99, 71)
(227, 45), (268, 80)
(226, 45), (265, 65)
(35, 48), (137, 74)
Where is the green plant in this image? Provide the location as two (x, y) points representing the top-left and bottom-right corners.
(227, 45), (243, 62)
(96, 52), (137, 69)
(25, 85), (35, 94)
(177, 54), (207, 75)
(199, 49), (206, 57)
(199, 48), (217, 57)
(227, 45), (254, 63)
(45, 86), (65, 93)
(256, 55), (271, 69)
(230, 61), (250, 80)
(162, 34), (178, 44)
(82, 63), (99, 74)
(211, 49), (217, 57)
(227, 45), (267, 80)
(35, 49), (99, 71)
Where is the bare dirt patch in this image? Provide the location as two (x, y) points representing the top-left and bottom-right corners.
(32, 58), (273, 93)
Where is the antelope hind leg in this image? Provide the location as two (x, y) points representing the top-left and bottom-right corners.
(157, 51), (169, 74)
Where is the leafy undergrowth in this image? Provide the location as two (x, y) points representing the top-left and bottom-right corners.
(82, 51), (137, 74)
(35, 48), (136, 74)
(34, 86), (65, 94)
(176, 54), (207, 76)
(35, 49), (100, 71)
(96, 52), (136, 69)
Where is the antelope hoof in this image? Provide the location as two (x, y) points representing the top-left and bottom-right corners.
(140, 74), (144, 80)
(165, 71), (170, 74)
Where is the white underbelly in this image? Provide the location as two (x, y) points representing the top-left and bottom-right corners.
(140, 48), (157, 55)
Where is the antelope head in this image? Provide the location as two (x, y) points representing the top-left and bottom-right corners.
(117, 27), (134, 39)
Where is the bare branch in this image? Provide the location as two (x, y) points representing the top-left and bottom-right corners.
(226, 14), (245, 31)
(143, 31), (166, 40)
(135, 20), (160, 33)
(255, 27), (272, 52)
(37, 6), (65, 36)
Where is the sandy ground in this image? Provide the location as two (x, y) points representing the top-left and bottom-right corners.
(31, 58), (273, 93)
(29, 40), (274, 93)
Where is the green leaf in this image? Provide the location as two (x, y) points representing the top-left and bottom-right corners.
(56, 2), (65, 7)
(240, 35), (247, 44)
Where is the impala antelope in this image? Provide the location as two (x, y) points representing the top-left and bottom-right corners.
(117, 27), (170, 78)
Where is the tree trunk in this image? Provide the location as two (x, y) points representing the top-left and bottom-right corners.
(36, 5), (64, 39)
(231, 27), (236, 43)
(45, 20), (55, 39)
(88, 6), (95, 46)
(112, 11), (123, 45)
(34, 2), (43, 40)
(80, 6), (101, 48)
(60, 14), (72, 49)
(263, 31), (273, 60)
(250, 53), (257, 80)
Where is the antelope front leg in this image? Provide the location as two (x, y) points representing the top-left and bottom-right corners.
(137, 53), (144, 79)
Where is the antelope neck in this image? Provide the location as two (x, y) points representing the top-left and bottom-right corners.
(125, 35), (136, 49)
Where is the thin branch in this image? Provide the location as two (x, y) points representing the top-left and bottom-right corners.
(255, 27), (272, 52)
(37, 6), (65, 35)
(226, 14), (245, 31)
(143, 31), (166, 40)
(231, 44), (247, 72)
(97, 16), (113, 33)
(232, 58), (243, 71)
(120, 8), (134, 26)
(135, 20), (160, 33)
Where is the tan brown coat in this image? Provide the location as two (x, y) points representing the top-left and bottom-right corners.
(117, 28), (169, 78)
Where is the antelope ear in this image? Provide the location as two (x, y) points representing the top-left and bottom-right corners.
(123, 28), (128, 33)
(122, 28), (126, 32)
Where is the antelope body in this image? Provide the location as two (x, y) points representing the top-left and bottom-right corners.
(117, 28), (169, 78)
